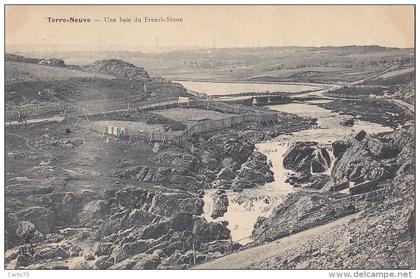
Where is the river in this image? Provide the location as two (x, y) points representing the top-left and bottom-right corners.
(176, 80), (393, 244)
(174, 80), (325, 96)
(201, 100), (394, 245)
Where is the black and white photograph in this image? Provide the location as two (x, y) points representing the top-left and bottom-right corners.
(2, 3), (416, 273)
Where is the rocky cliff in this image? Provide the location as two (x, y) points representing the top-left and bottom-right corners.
(250, 125), (415, 269)
(395, 79), (415, 105)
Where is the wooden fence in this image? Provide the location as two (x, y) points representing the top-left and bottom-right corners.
(185, 113), (278, 136)
(5, 93), (271, 122)
(87, 109), (277, 153)
(5, 94), (145, 121)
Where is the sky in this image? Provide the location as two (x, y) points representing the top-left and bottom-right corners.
(5, 5), (415, 53)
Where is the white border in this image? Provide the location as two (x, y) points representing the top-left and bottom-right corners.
(0, 1), (417, 279)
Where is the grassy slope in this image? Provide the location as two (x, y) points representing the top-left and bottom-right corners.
(5, 60), (189, 108)
(6, 61), (113, 83)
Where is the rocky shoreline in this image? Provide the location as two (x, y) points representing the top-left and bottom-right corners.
(248, 125), (415, 269)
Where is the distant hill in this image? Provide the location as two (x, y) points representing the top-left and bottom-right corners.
(81, 59), (150, 81)
(14, 46), (413, 83)
(5, 53), (42, 64)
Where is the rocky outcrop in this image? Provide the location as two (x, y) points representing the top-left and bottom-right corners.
(325, 128), (414, 190)
(114, 165), (202, 192)
(155, 150), (199, 171)
(252, 191), (357, 243)
(15, 206), (56, 234)
(81, 59), (150, 81)
(78, 200), (110, 227)
(340, 118), (355, 127)
(149, 192), (204, 217)
(395, 79), (415, 105)
(210, 194), (229, 218)
(39, 58), (66, 67)
(283, 142), (333, 187)
(283, 142), (317, 174)
(235, 152), (274, 189)
(109, 252), (160, 269)
(249, 177), (415, 269)
(15, 221), (44, 243)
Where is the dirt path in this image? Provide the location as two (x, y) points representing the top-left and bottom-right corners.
(6, 116), (65, 126)
(193, 213), (358, 269)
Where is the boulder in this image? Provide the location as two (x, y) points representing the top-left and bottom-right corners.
(156, 150), (199, 170)
(216, 167), (236, 180)
(340, 118), (355, 127)
(16, 206), (55, 234)
(311, 159), (326, 173)
(407, 209), (415, 239)
(78, 200), (109, 226)
(84, 254), (95, 261)
(209, 222), (230, 241)
(211, 179), (232, 189)
(332, 140), (349, 158)
(306, 174), (330, 190)
(95, 256), (115, 269)
(110, 240), (152, 264)
(283, 142), (316, 174)
(139, 220), (170, 240)
(16, 221), (36, 239)
(169, 212), (193, 232)
(237, 152), (274, 186)
(149, 192), (204, 217)
(92, 242), (114, 257)
(192, 217), (211, 242)
(220, 157), (239, 170)
(109, 253), (160, 269)
(35, 245), (70, 261)
(39, 57), (66, 67)
(210, 194), (229, 219)
(354, 130), (367, 142)
(16, 255), (31, 267)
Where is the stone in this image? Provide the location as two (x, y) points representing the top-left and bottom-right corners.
(340, 118), (355, 127)
(192, 217), (211, 242)
(311, 159), (326, 173)
(354, 130), (367, 142)
(216, 167), (236, 180)
(92, 242), (114, 256)
(211, 179), (232, 189)
(109, 253), (160, 269)
(211, 194), (229, 219)
(139, 220), (170, 239)
(236, 152), (274, 188)
(84, 254), (95, 261)
(332, 140), (349, 158)
(283, 142), (316, 174)
(169, 212), (193, 232)
(78, 200), (109, 226)
(209, 222), (230, 241)
(95, 256), (115, 269)
(149, 192), (204, 217)
(16, 255), (31, 267)
(16, 207), (55, 234)
(16, 221), (36, 238)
